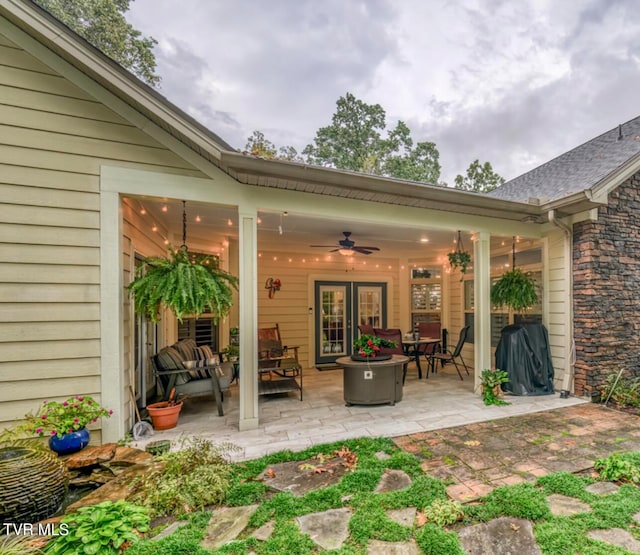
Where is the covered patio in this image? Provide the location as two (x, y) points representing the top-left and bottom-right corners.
(133, 361), (585, 461)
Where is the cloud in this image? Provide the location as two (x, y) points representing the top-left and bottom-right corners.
(127, 0), (640, 183)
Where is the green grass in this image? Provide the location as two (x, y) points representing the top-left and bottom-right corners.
(123, 442), (640, 555)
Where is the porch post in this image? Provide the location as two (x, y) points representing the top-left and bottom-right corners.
(238, 209), (259, 430)
(473, 231), (491, 392)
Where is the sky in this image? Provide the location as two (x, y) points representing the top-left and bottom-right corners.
(127, 0), (640, 185)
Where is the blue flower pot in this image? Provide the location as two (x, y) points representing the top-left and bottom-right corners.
(49, 428), (90, 456)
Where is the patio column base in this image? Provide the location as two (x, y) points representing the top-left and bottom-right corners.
(239, 417), (259, 431)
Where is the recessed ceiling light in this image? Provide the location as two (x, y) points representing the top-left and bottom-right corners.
(420, 238), (429, 243)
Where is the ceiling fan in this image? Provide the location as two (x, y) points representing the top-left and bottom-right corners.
(310, 231), (381, 256)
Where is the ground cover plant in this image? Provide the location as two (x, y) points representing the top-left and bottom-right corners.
(124, 441), (640, 554)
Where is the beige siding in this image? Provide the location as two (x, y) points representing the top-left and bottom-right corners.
(544, 229), (570, 391)
(256, 251), (401, 368)
(0, 35), (204, 434)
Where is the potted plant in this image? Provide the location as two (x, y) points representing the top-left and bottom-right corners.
(490, 267), (538, 314)
(21, 395), (112, 455)
(448, 231), (471, 281)
(222, 344), (239, 362)
(480, 369), (510, 406)
(352, 334), (397, 361)
(128, 245), (238, 322)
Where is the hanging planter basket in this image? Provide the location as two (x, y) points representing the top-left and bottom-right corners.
(0, 447), (68, 523)
(491, 238), (539, 314)
(447, 231), (471, 281)
(127, 201), (239, 322)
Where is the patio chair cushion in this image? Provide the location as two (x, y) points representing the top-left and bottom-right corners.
(172, 338), (198, 361)
(184, 348), (220, 379)
(155, 347), (191, 385)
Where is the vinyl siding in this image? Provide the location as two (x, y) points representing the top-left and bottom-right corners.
(0, 34), (205, 438)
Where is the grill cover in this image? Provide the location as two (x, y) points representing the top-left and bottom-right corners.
(495, 323), (554, 395)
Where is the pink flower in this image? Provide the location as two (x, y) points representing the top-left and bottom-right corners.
(109, 410), (113, 415)
(73, 418), (79, 424)
(41, 414), (47, 420)
(36, 427), (42, 434)
(63, 401), (69, 407)
(50, 430), (57, 436)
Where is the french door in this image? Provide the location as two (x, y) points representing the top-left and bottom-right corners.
(314, 281), (387, 364)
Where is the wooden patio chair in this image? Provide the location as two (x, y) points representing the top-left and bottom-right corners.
(258, 324), (301, 379)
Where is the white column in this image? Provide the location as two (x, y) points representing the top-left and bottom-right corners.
(238, 209), (259, 430)
(100, 190), (125, 442)
(473, 231), (491, 392)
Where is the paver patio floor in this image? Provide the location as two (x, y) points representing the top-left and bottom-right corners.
(393, 403), (640, 501)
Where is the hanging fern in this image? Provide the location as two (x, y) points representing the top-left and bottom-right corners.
(490, 268), (538, 314)
(128, 246), (239, 322)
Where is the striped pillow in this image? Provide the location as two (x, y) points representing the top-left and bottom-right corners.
(184, 347), (220, 379)
(172, 339), (197, 361)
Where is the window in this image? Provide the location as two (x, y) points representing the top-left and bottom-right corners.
(178, 316), (218, 350)
(410, 267), (442, 329)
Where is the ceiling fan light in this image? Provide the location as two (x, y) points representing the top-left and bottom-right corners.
(338, 248), (353, 256)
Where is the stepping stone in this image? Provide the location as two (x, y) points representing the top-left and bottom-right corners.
(458, 517), (542, 555)
(633, 511), (640, 524)
(585, 481), (619, 495)
(386, 507), (417, 527)
(367, 539), (421, 554)
(201, 504), (259, 549)
(296, 508), (351, 551)
(588, 528), (640, 553)
(150, 520), (187, 541)
(258, 458), (348, 497)
(376, 451), (392, 460)
(252, 521), (274, 541)
(547, 494), (592, 517)
(375, 469), (412, 493)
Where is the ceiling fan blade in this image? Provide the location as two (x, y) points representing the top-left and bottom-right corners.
(329, 248), (341, 252)
(353, 247), (374, 255)
(354, 246), (380, 251)
(310, 244), (340, 248)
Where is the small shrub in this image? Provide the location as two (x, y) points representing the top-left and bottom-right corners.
(595, 452), (640, 484)
(131, 437), (237, 517)
(44, 500), (149, 554)
(602, 372), (640, 407)
(415, 523), (464, 555)
(422, 499), (465, 527)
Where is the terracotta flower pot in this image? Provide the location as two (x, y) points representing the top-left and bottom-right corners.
(147, 401), (182, 430)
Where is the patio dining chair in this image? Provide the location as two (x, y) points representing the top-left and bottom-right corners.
(373, 328), (409, 384)
(417, 322), (442, 375)
(357, 323), (374, 336)
(429, 325), (470, 381)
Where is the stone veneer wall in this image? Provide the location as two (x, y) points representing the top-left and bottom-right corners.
(572, 173), (640, 395)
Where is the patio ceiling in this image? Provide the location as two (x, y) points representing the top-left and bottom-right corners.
(129, 196), (538, 264)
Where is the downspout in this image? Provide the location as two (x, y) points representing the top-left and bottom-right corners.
(548, 209), (576, 392)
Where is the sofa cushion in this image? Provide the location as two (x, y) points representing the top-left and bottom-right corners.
(184, 348), (220, 379)
(172, 338), (197, 361)
(155, 347), (190, 385)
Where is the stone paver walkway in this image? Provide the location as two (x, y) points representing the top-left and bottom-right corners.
(394, 403), (640, 501)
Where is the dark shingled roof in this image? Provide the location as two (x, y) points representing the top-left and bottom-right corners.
(489, 115), (640, 203)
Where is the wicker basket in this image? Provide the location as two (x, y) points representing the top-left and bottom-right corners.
(0, 447), (68, 523)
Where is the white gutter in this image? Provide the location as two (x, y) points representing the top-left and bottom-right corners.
(548, 209), (576, 392)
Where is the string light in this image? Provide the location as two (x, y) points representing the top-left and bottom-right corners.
(161, 205), (168, 212)
(195, 215), (201, 222)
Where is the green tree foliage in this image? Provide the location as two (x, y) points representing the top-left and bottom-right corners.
(303, 92), (441, 183)
(454, 159), (505, 193)
(34, 0), (160, 86)
(245, 130), (303, 161)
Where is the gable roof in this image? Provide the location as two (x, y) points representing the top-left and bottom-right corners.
(489, 115), (640, 203)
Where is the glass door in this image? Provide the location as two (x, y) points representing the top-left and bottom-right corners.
(315, 282), (351, 364)
(314, 281), (387, 364)
(354, 283), (386, 330)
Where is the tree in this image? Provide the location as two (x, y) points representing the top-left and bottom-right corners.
(245, 130), (303, 162)
(302, 93), (441, 183)
(34, 0), (160, 86)
(454, 160), (505, 193)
